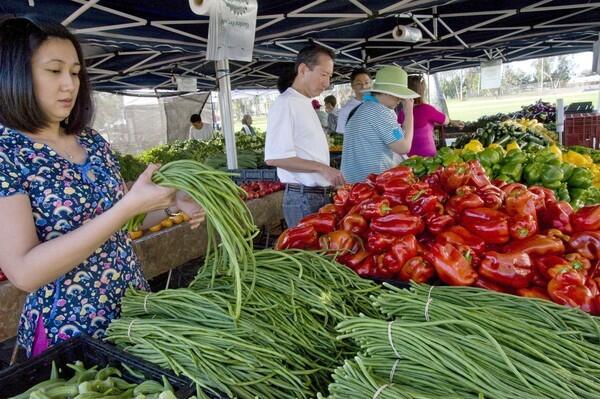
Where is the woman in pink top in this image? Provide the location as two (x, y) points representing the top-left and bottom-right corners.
(397, 76), (454, 157)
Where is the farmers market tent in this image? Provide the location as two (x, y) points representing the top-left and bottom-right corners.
(1, 0), (599, 93)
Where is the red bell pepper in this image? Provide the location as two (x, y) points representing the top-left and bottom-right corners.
(565, 253), (592, 276)
(461, 208), (510, 245)
(446, 192), (485, 217)
(467, 160), (491, 188)
(529, 185), (557, 208)
(571, 205), (600, 233)
(355, 255), (376, 278)
(319, 203), (346, 218)
(541, 201), (573, 235)
(338, 250), (371, 270)
(533, 255), (569, 282)
(340, 213), (369, 236)
(409, 195), (444, 217)
(501, 183), (528, 197)
(390, 234), (419, 267)
(404, 182), (431, 206)
(374, 252), (403, 279)
(547, 268), (595, 313)
(379, 177), (413, 199)
(477, 184), (505, 210)
(319, 230), (363, 255)
(475, 277), (512, 294)
(426, 243), (477, 286)
(441, 163), (472, 192)
(275, 225), (319, 250)
(366, 173), (379, 188)
(349, 183), (377, 205)
(333, 184), (353, 208)
(399, 256), (435, 283)
(505, 234), (565, 257)
(505, 187), (537, 217)
(479, 251), (534, 289)
(517, 287), (551, 301)
(375, 166), (414, 186)
(569, 231), (600, 260)
(0, 269), (6, 282)
(509, 214), (538, 240)
(436, 226), (486, 254)
(382, 192), (405, 206)
(425, 213), (456, 236)
(366, 231), (397, 253)
(298, 213), (337, 234)
(423, 169), (442, 189)
(371, 213), (425, 236)
(492, 179), (508, 189)
(360, 198), (392, 220)
(390, 205), (410, 214)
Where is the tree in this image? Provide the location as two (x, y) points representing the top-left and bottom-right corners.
(534, 55), (574, 89)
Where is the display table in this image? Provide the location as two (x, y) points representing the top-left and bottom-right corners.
(0, 191), (284, 341)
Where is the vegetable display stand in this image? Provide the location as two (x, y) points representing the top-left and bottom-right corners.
(564, 113), (600, 148)
(0, 335), (207, 398)
(229, 168), (278, 184)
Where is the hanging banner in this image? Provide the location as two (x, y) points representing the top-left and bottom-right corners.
(207, 0), (257, 62)
(176, 76), (198, 92)
(480, 59), (503, 90)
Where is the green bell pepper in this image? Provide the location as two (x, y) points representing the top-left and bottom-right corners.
(461, 150), (478, 162)
(441, 153), (463, 167)
(569, 188), (589, 210)
(495, 174), (515, 183)
(478, 147), (502, 167)
(500, 161), (523, 182)
(541, 164), (564, 189)
(503, 149), (527, 165)
(555, 183), (571, 202)
(524, 162), (543, 185)
(567, 167), (593, 189)
(535, 150), (561, 166)
(561, 163), (575, 182)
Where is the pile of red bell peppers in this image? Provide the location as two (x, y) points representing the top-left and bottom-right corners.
(275, 160), (600, 314)
(0, 269), (6, 282)
(240, 181), (284, 200)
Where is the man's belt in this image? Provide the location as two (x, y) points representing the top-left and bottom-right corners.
(285, 183), (333, 195)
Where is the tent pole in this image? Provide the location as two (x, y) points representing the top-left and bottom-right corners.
(216, 59), (238, 169)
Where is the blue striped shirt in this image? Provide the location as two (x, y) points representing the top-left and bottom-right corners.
(341, 94), (404, 183)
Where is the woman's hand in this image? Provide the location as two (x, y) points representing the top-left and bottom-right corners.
(125, 164), (176, 215)
(175, 191), (206, 229)
(400, 98), (414, 111)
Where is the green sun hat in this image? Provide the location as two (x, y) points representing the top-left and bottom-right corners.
(365, 65), (420, 99)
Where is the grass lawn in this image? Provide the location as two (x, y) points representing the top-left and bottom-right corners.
(447, 90), (599, 122)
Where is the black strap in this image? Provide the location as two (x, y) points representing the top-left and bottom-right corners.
(345, 103), (363, 127)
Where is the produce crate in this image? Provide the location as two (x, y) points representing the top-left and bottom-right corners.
(229, 168), (278, 184)
(0, 335), (206, 398)
(564, 113), (600, 149)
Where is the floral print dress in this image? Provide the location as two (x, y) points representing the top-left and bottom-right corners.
(0, 125), (149, 357)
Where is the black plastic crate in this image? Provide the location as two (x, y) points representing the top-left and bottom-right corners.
(0, 335), (201, 398)
(229, 168), (278, 184)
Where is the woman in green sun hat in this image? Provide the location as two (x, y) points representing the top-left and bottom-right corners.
(341, 65), (419, 183)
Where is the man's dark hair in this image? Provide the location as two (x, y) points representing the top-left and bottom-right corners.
(190, 114), (202, 123)
(277, 66), (296, 93)
(294, 44), (335, 75)
(0, 18), (93, 135)
(350, 67), (371, 83)
(324, 95), (337, 107)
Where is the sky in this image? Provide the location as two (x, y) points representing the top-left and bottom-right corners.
(509, 51), (593, 75)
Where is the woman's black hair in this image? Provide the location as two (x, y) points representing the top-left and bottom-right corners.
(0, 17), (93, 135)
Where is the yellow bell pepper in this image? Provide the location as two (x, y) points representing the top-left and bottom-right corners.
(506, 141), (521, 152)
(464, 139), (484, 153)
(487, 143), (506, 155)
(563, 150), (592, 167)
(549, 144), (562, 161)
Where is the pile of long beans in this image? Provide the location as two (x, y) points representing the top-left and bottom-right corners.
(124, 160), (257, 318)
(107, 249), (380, 398)
(322, 284), (600, 399)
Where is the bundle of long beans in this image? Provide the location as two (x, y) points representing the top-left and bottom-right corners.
(124, 160), (257, 318)
(107, 249), (380, 398)
(322, 284), (600, 399)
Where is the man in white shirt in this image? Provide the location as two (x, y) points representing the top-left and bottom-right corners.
(188, 114), (213, 141)
(265, 44), (345, 227)
(336, 68), (372, 134)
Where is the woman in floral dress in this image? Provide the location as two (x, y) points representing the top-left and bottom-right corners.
(0, 18), (204, 357)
